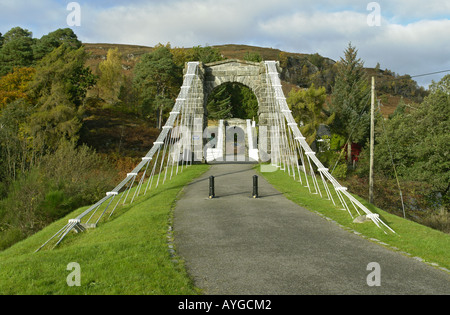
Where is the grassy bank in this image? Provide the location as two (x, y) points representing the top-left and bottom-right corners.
(257, 166), (450, 272)
(0, 164), (210, 295)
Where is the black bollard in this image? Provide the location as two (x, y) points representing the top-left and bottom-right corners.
(253, 175), (258, 198)
(209, 176), (215, 199)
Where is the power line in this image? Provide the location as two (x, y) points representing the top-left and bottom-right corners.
(375, 69), (450, 83)
(410, 69), (450, 79)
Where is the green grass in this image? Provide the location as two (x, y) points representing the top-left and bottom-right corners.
(256, 165), (450, 272)
(0, 164), (210, 295)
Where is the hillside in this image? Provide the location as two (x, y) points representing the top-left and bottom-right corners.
(83, 42), (426, 118)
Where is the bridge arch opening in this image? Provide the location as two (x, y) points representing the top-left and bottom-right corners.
(205, 82), (258, 122)
(196, 59), (274, 162)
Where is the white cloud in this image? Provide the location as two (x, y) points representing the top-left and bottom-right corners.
(1, 0), (449, 87)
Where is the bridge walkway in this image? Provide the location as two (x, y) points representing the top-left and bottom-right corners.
(173, 164), (450, 295)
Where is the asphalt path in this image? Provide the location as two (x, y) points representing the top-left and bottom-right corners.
(173, 163), (450, 295)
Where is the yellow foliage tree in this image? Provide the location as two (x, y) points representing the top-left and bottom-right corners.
(97, 48), (124, 105)
(287, 84), (335, 145)
(0, 67), (35, 108)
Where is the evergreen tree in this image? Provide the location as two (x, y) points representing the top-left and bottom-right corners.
(373, 74), (450, 201)
(25, 44), (95, 155)
(133, 45), (180, 128)
(239, 85), (258, 121)
(33, 28), (81, 61)
(0, 27), (34, 76)
(29, 44), (95, 108)
(0, 99), (34, 182)
(207, 84), (232, 119)
(330, 43), (371, 164)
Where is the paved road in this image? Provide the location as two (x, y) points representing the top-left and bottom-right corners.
(173, 164), (450, 295)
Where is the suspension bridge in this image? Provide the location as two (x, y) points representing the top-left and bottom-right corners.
(36, 60), (395, 253)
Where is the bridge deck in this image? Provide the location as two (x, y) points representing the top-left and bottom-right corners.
(173, 164), (450, 295)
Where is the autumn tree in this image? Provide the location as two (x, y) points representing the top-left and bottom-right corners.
(97, 48), (125, 105)
(287, 84), (334, 145)
(0, 67), (35, 108)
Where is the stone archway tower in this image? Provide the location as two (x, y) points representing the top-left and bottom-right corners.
(183, 59), (279, 161)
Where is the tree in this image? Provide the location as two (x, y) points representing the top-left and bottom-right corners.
(236, 84), (258, 121)
(33, 28), (81, 60)
(206, 83), (258, 121)
(330, 43), (371, 165)
(29, 44), (96, 108)
(287, 84), (334, 145)
(0, 67), (35, 108)
(0, 99), (34, 182)
(25, 83), (83, 157)
(207, 85), (232, 119)
(244, 51), (262, 63)
(133, 45), (180, 128)
(97, 48), (125, 105)
(0, 27), (34, 76)
(25, 44), (95, 156)
(188, 45), (224, 64)
(278, 51), (288, 68)
(373, 74), (450, 204)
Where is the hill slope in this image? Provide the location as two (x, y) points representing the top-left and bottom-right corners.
(0, 164), (210, 294)
(83, 42), (426, 117)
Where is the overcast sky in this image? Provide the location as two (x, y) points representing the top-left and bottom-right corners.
(1, 0), (449, 88)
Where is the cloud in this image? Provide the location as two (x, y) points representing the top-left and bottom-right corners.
(257, 9), (450, 87)
(1, 0), (449, 87)
(79, 0), (287, 46)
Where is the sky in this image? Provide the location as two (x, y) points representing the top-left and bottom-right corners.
(1, 0), (449, 88)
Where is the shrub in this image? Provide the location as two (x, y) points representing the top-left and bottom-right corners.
(332, 163), (347, 180)
(0, 141), (118, 250)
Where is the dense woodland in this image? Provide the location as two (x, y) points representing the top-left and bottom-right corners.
(0, 27), (448, 250)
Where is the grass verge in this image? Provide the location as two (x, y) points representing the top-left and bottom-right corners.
(0, 164), (210, 295)
(256, 165), (450, 272)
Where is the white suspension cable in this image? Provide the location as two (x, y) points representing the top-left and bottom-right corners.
(264, 61), (395, 234)
(36, 62), (201, 252)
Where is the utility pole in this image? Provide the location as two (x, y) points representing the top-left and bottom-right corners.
(369, 76), (375, 204)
